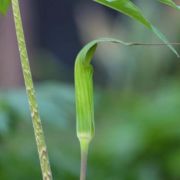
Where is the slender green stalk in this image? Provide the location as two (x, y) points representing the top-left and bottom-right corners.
(80, 139), (90, 180)
(11, 0), (52, 179)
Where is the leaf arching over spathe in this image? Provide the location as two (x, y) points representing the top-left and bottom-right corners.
(94, 0), (179, 57)
(75, 38), (129, 141)
(75, 37), (180, 140)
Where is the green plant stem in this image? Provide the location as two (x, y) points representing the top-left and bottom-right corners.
(11, 0), (52, 179)
(80, 139), (90, 180)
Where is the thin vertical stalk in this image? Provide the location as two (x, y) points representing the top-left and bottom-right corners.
(80, 139), (90, 180)
(11, 0), (53, 179)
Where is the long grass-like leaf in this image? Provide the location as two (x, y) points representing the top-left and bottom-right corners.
(159, 0), (180, 10)
(94, 0), (179, 57)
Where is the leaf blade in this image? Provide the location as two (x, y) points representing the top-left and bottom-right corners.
(94, 0), (151, 28)
(0, 0), (11, 15)
(94, 0), (179, 57)
(159, 0), (180, 10)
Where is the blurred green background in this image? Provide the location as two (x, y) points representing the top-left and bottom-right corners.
(0, 0), (180, 179)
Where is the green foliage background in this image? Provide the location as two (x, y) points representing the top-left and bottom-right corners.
(1, 81), (180, 179)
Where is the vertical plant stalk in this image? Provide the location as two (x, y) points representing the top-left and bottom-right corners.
(80, 139), (90, 180)
(11, 0), (53, 179)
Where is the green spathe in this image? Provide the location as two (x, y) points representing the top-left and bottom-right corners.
(75, 42), (96, 141)
(75, 38), (128, 141)
(74, 37), (180, 143)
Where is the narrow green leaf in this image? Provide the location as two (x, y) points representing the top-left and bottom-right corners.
(159, 0), (180, 10)
(95, 0), (151, 28)
(0, 0), (10, 15)
(94, 0), (179, 57)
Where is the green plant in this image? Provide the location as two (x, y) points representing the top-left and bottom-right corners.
(75, 0), (180, 179)
(0, 0), (179, 180)
(74, 39), (130, 180)
(159, 0), (180, 9)
(0, 0), (52, 179)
